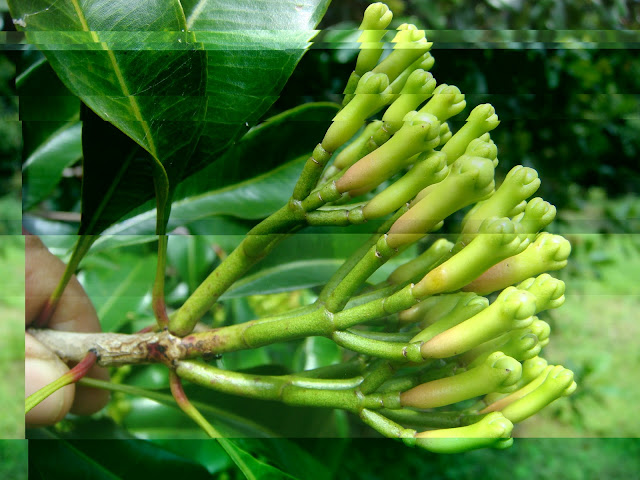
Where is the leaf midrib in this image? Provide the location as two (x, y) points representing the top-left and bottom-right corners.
(69, 0), (159, 160)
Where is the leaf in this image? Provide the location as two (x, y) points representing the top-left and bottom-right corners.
(10, 0), (331, 234)
(97, 102), (339, 235)
(78, 252), (157, 332)
(22, 122), (82, 209)
(166, 234), (217, 293)
(28, 438), (212, 480)
(9, 0), (207, 234)
(218, 439), (300, 480)
(294, 337), (342, 372)
(17, 56), (83, 209)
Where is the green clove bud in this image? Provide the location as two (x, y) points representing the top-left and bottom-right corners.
(373, 24), (433, 83)
(461, 165), (541, 237)
(440, 104), (500, 165)
(413, 217), (530, 297)
(517, 273), (566, 312)
(388, 237), (453, 285)
(363, 151), (448, 219)
(419, 84), (466, 121)
(410, 294), (489, 343)
(463, 233), (570, 295)
(420, 286), (536, 358)
(401, 352), (522, 408)
(324, 72), (394, 152)
(386, 155), (495, 249)
(415, 412), (514, 454)
(336, 111), (441, 194)
(499, 365), (576, 423)
(354, 2), (394, 76)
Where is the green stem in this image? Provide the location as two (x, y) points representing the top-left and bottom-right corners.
(169, 370), (221, 438)
(170, 205), (300, 336)
(152, 235), (170, 328)
(378, 408), (483, 429)
(175, 360), (401, 412)
(78, 377), (279, 438)
(331, 330), (424, 363)
(26, 352), (97, 413)
(316, 206), (408, 306)
(33, 234), (97, 327)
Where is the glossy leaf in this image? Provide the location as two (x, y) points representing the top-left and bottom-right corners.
(166, 235), (217, 293)
(29, 438), (212, 480)
(10, 0), (331, 234)
(98, 102), (339, 235)
(22, 122), (82, 209)
(218, 439), (300, 480)
(17, 57), (83, 209)
(294, 337), (343, 372)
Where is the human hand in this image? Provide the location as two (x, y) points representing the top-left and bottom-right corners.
(25, 235), (110, 426)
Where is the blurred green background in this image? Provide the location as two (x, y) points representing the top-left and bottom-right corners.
(5, 0), (640, 477)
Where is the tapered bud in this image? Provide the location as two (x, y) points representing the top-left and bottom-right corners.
(389, 52), (435, 93)
(401, 352), (522, 409)
(332, 120), (382, 171)
(387, 155), (495, 249)
(481, 365), (554, 413)
(388, 238), (453, 285)
(463, 233), (570, 295)
(410, 294), (489, 342)
(517, 273), (566, 312)
(336, 111), (440, 193)
(414, 217), (530, 297)
(420, 287), (536, 358)
(415, 412), (513, 453)
(324, 72), (394, 152)
(363, 151), (448, 219)
(465, 133), (498, 166)
(462, 165), (541, 236)
(499, 365), (576, 423)
(382, 69), (437, 129)
(373, 25), (432, 83)
(513, 197), (557, 237)
(419, 84), (466, 121)
(354, 2), (394, 75)
(440, 104), (500, 165)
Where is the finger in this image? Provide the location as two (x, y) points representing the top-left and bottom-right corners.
(25, 235), (110, 415)
(25, 332), (75, 427)
(25, 235), (101, 332)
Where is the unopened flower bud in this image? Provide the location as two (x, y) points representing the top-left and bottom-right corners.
(420, 287), (535, 358)
(363, 151), (448, 219)
(401, 352), (522, 408)
(419, 84), (466, 121)
(414, 412), (513, 453)
(387, 155), (495, 249)
(440, 104), (500, 165)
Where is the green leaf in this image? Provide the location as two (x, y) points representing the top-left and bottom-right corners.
(218, 438), (300, 480)
(294, 337), (342, 372)
(78, 252), (157, 332)
(22, 122), (82, 210)
(98, 102), (339, 235)
(17, 56), (83, 209)
(10, 0), (331, 234)
(166, 235), (217, 293)
(28, 438), (212, 480)
(10, 1), (206, 235)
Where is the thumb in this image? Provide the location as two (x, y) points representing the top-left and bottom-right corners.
(25, 333), (75, 427)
